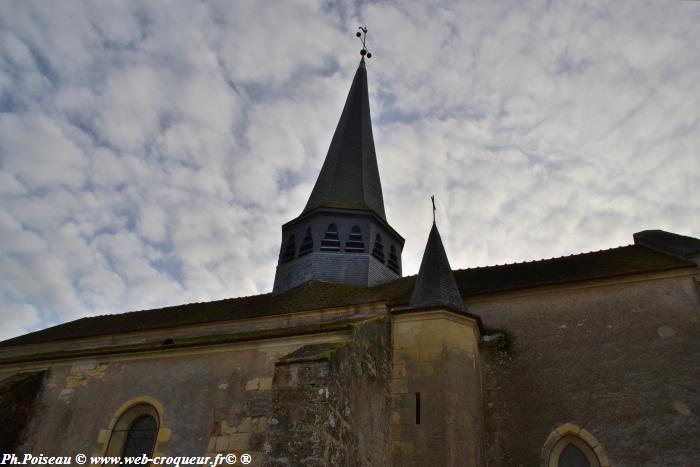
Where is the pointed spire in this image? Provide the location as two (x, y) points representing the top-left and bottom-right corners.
(302, 58), (387, 220)
(410, 217), (465, 311)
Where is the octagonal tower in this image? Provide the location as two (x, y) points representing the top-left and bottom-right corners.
(273, 58), (404, 293)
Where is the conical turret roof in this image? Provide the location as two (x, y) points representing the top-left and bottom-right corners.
(410, 222), (466, 311)
(302, 59), (386, 221)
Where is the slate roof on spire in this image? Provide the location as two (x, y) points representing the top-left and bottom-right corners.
(409, 222), (466, 311)
(302, 58), (387, 220)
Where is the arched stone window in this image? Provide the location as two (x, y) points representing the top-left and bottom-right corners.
(345, 225), (364, 252)
(542, 423), (610, 467)
(321, 224), (341, 251)
(122, 415), (158, 457)
(371, 234), (385, 262)
(105, 404), (160, 458)
(281, 234), (296, 262)
(387, 245), (399, 273)
(299, 228), (314, 256)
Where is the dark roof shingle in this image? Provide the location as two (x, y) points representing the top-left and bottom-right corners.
(410, 222), (465, 311)
(634, 229), (700, 258)
(1, 244), (693, 347)
(302, 59), (386, 220)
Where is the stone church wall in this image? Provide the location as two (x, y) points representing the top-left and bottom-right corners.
(390, 310), (483, 467)
(476, 272), (700, 466)
(3, 333), (350, 465)
(264, 317), (391, 467)
(2, 271), (698, 466)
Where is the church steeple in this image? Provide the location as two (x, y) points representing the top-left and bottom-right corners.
(302, 58), (386, 220)
(410, 219), (466, 312)
(272, 39), (403, 294)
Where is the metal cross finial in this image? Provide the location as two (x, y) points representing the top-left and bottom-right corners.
(356, 26), (372, 59)
(431, 195), (436, 224)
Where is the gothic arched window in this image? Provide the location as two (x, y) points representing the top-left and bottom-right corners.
(281, 234), (296, 262)
(345, 225), (364, 252)
(320, 224), (341, 251)
(372, 234), (385, 262)
(299, 228), (313, 256)
(558, 442), (592, 467)
(388, 245), (399, 273)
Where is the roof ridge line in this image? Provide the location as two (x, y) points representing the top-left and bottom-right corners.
(452, 243), (637, 272)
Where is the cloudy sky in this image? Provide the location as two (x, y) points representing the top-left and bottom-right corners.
(0, 0), (698, 340)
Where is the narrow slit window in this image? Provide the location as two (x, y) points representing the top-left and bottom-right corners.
(299, 228), (313, 256)
(387, 245), (399, 273)
(371, 234), (385, 262)
(345, 225), (364, 253)
(281, 234), (296, 262)
(415, 392), (421, 425)
(320, 224), (341, 251)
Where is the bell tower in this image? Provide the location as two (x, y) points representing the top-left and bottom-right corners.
(273, 34), (404, 293)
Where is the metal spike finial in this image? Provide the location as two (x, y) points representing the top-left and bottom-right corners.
(356, 26), (372, 59)
(431, 195), (436, 224)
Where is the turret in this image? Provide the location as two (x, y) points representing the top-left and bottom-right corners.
(390, 208), (484, 466)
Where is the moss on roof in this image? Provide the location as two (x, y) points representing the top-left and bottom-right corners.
(1, 244), (693, 348)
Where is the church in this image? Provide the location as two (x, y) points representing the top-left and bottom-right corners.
(1, 42), (699, 467)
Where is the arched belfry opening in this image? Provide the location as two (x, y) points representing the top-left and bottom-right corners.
(273, 57), (403, 293)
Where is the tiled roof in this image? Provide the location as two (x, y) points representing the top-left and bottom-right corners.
(301, 58), (386, 220)
(0, 244), (694, 347)
(452, 243), (694, 295)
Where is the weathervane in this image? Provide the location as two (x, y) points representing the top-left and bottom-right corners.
(431, 195), (436, 224)
(356, 26), (372, 59)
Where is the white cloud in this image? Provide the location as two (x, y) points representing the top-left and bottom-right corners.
(0, 304), (42, 342)
(0, 114), (87, 188)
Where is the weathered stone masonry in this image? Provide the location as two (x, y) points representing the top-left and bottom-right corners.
(264, 317), (392, 467)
